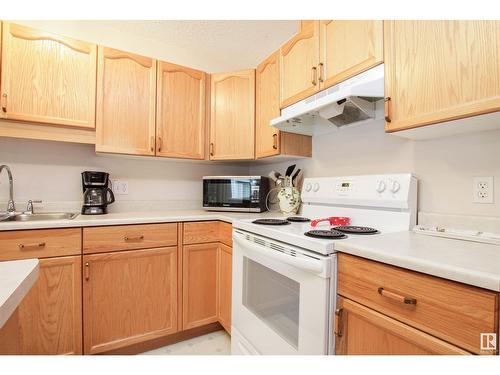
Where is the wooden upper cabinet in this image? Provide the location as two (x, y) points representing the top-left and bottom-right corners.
(335, 297), (469, 355)
(210, 69), (255, 160)
(256, 50), (312, 159)
(0, 22), (97, 128)
(320, 20), (383, 89)
(256, 51), (281, 158)
(83, 247), (178, 354)
(156, 61), (206, 159)
(96, 47), (156, 156)
(280, 20), (320, 108)
(384, 20), (500, 132)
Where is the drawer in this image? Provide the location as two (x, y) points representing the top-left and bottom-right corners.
(83, 223), (177, 254)
(183, 221), (220, 245)
(219, 221), (232, 247)
(0, 228), (81, 261)
(337, 254), (499, 354)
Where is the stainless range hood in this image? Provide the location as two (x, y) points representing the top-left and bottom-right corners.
(271, 64), (385, 136)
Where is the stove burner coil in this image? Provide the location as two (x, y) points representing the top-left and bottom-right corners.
(334, 226), (379, 234)
(304, 230), (347, 239)
(252, 219), (291, 225)
(286, 216), (311, 222)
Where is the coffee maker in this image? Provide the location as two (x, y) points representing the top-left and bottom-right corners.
(81, 171), (115, 215)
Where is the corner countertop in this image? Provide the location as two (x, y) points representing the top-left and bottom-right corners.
(335, 231), (500, 292)
(0, 259), (39, 328)
(0, 209), (282, 231)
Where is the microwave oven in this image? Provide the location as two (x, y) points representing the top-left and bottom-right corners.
(203, 176), (270, 212)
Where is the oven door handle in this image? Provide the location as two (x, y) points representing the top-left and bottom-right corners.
(233, 235), (324, 274)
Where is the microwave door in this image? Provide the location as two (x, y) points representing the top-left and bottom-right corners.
(204, 179), (252, 209)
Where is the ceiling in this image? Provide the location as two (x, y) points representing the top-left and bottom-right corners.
(19, 20), (299, 73)
(103, 20), (299, 72)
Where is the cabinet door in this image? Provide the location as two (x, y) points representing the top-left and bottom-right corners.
(0, 23), (97, 128)
(83, 247), (178, 354)
(320, 20), (383, 89)
(17, 256), (82, 354)
(96, 47), (156, 155)
(335, 297), (469, 355)
(256, 50), (281, 158)
(183, 243), (218, 329)
(280, 20), (320, 108)
(384, 20), (500, 132)
(156, 61), (206, 159)
(217, 243), (232, 334)
(210, 69), (255, 160)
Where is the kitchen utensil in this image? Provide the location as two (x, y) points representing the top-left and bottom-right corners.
(284, 164), (296, 178)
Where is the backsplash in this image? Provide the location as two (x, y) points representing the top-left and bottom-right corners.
(0, 138), (248, 212)
(250, 120), (500, 217)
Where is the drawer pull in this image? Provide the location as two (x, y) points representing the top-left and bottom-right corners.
(334, 308), (343, 337)
(18, 242), (46, 250)
(124, 235), (144, 241)
(378, 287), (417, 305)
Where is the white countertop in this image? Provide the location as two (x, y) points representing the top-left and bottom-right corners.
(0, 209), (281, 231)
(0, 259), (39, 328)
(335, 231), (500, 292)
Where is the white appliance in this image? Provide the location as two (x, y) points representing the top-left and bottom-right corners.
(270, 64), (384, 136)
(231, 173), (417, 355)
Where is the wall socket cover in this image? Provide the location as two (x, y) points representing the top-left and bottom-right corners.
(112, 180), (129, 195)
(472, 176), (494, 204)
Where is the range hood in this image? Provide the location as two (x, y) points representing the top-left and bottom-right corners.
(271, 64), (385, 136)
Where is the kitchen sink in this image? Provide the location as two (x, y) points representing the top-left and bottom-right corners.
(0, 212), (79, 222)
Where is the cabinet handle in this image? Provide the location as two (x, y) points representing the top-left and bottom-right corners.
(150, 136), (155, 152)
(272, 134), (278, 150)
(311, 67), (318, 86)
(85, 262), (90, 281)
(18, 242), (46, 250)
(384, 97), (392, 123)
(334, 308), (343, 337)
(1, 93), (7, 113)
(318, 63), (324, 83)
(209, 143), (214, 157)
(124, 235), (144, 241)
(378, 287), (417, 305)
(157, 137), (163, 152)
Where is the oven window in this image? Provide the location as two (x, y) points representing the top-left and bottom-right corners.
(242, 257), (300, 349)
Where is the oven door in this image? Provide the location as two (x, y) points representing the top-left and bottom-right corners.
(232, 229), (335, 355)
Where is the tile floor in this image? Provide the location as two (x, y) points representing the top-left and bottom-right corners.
(142, 330), (231, 355)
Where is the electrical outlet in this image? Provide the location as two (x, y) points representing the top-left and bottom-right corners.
(473, 177), (494, 204)
(112, 180), (129, 195)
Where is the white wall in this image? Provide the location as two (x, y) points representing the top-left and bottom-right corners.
(0, 138), (248, 211)
(250, 120), (500, 217)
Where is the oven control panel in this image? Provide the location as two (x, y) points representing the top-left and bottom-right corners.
(301, 174), (417, 209)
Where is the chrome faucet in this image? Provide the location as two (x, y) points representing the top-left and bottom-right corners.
(25, 200), (42, 214)
(0, 165), (15, 214)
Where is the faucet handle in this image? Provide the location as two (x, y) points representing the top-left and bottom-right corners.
(26, 200), (42, 214)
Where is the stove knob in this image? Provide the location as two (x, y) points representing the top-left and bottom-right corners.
(304, 183), (312, 192)
(376, 180), (386, 193)
(390, 180), (401, 193)
(312, 182), (320, 192)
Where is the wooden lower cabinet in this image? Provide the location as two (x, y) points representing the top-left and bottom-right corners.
(217, 243), (232, 334)
(182, 243), (219, 329)
(83, 247), (178, 354)
(335, 297), (469, 355)
(17, 256), (82, 354)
